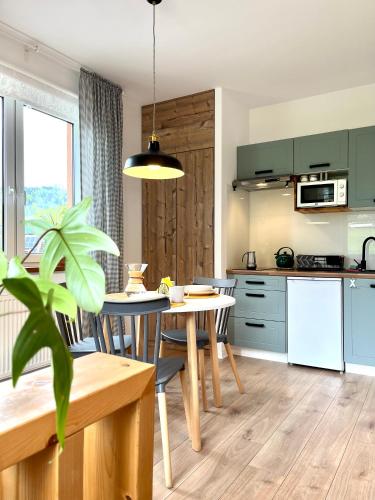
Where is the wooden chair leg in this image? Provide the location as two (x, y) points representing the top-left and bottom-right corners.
(159, 339), (167, 358)
(157, 392), (173, 489)
(225, 343), (245, 394)
(207, 311), (222, 407)
(179, 369), (191, 438)
(198, 349), (208, 411)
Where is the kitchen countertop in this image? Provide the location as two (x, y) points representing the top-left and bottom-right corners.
(228, 268), (375, 279)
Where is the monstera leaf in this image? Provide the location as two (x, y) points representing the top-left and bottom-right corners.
(38, 198), (119, 313)
(3, 277), (73, 447)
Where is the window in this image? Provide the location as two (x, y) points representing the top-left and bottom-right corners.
(23, 107), (74, 255)
(1, 96), (79, 262)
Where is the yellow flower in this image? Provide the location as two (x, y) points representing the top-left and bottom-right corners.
(161, 276), (174, 288)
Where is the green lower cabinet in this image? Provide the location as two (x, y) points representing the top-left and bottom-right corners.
(344, 278), (375, 366)
(228, 317), (286, 353)
(228, 274), (286, 353)
(233, 288), (286, 322)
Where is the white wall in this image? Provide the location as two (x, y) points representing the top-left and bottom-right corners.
(249, 83), (375, 144)
(249, 189), (375, 269)
(215, 88), (251, 276)
(246, 83), (375, 270)
(122, 95), (143, 270)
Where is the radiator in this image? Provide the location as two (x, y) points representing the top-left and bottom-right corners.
(0, 294), (51, 380)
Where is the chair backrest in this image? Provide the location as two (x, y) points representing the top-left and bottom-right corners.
(89, 297), (170, 370)
(193, 277), (237, 336)
(56, 307), (88, 347)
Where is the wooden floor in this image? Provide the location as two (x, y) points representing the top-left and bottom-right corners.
(153, 354), (375, 499)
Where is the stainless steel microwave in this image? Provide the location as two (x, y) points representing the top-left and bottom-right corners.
(296, 179), (347, 208)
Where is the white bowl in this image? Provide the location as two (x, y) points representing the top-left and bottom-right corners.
(184, 285), (213, 295)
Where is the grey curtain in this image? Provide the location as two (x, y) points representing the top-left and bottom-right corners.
(79, 68), (124, 293)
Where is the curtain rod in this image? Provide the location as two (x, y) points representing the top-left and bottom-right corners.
(0, 58), (78, 99)
(0, 20), (85, 73)
(0, 21), (124, 96)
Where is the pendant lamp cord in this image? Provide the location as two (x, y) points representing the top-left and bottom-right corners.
(152, 1), (156, 137)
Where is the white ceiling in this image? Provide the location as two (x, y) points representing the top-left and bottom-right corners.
(0, 0), (374, 106)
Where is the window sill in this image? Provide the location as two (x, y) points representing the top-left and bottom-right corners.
(24, 260), (65, 274)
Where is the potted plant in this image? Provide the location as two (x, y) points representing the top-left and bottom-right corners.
(0, 197), (119, 446)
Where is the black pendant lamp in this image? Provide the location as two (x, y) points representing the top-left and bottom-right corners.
(123, 0), (184, 180)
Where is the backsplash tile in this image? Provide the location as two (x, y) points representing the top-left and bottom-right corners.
(247, 190), (375, 269)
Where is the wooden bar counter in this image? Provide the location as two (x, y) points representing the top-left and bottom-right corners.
(0, 353), (155, 500)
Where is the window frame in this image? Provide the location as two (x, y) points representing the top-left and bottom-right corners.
(1, 95), (80, 263)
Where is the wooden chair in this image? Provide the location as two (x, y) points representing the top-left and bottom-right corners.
(89, 297), (190, 489)
(56, 306), (132, 359)
(161, 277), (244, 411)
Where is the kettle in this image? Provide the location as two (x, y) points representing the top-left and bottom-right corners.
(275, 247), (294, 269)
(242, 251), (257, 270)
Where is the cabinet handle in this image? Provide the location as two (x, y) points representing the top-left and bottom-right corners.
(370, 284), (375, 288)
(309, 162), (330, 169)
(245, 322), (265, 328)
(245, 280), (265, 285)
(254, 169), (273, 175)
(245, 293), (265, 298)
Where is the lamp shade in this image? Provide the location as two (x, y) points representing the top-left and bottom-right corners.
(123, 139), (184, 180)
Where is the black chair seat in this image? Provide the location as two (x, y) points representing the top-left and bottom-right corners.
(162, 329), (228, 349)
(156, 357), (185, 391)
(69, 335), (132, 358)
(116, 353), (184, 390)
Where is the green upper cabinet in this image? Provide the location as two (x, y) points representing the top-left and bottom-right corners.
(237, 139), (293, 179)
(293, 130), (348, 175)
(348, 126), (375, 209)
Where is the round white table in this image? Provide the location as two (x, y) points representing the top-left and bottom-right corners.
(163, 294), (235, 451)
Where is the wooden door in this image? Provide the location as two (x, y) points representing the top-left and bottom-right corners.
(141, 90), (215, 335)
(176, 148), (214, 286)
(142, 178), (177, 291)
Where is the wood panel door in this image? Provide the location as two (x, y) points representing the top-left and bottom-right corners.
(176, 148), (214, 286)
(141, 90), (215, 335)
(142, 178), (177, 291)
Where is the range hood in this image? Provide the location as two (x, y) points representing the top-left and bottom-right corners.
(232, 175), (292, 192)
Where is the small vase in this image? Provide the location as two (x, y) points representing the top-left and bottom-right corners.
(125, 263), (148, 294)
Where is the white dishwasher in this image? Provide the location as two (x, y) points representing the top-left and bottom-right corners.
(287, 277), (343, 371)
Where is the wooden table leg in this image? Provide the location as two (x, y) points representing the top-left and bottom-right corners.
(186, 312), (201, 452)
(207, 310), (222, 408)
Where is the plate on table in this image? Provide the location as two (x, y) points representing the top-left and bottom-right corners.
(105, 291), (166, 303)
(184, 285), (215, 296)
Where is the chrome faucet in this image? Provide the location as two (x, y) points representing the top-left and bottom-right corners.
(360, 236), (375, 271)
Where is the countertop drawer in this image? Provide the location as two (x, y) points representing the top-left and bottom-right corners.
(231, 288), (286, 321)
(228, 317), (286, 353)
(231, 274), (286, 292)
